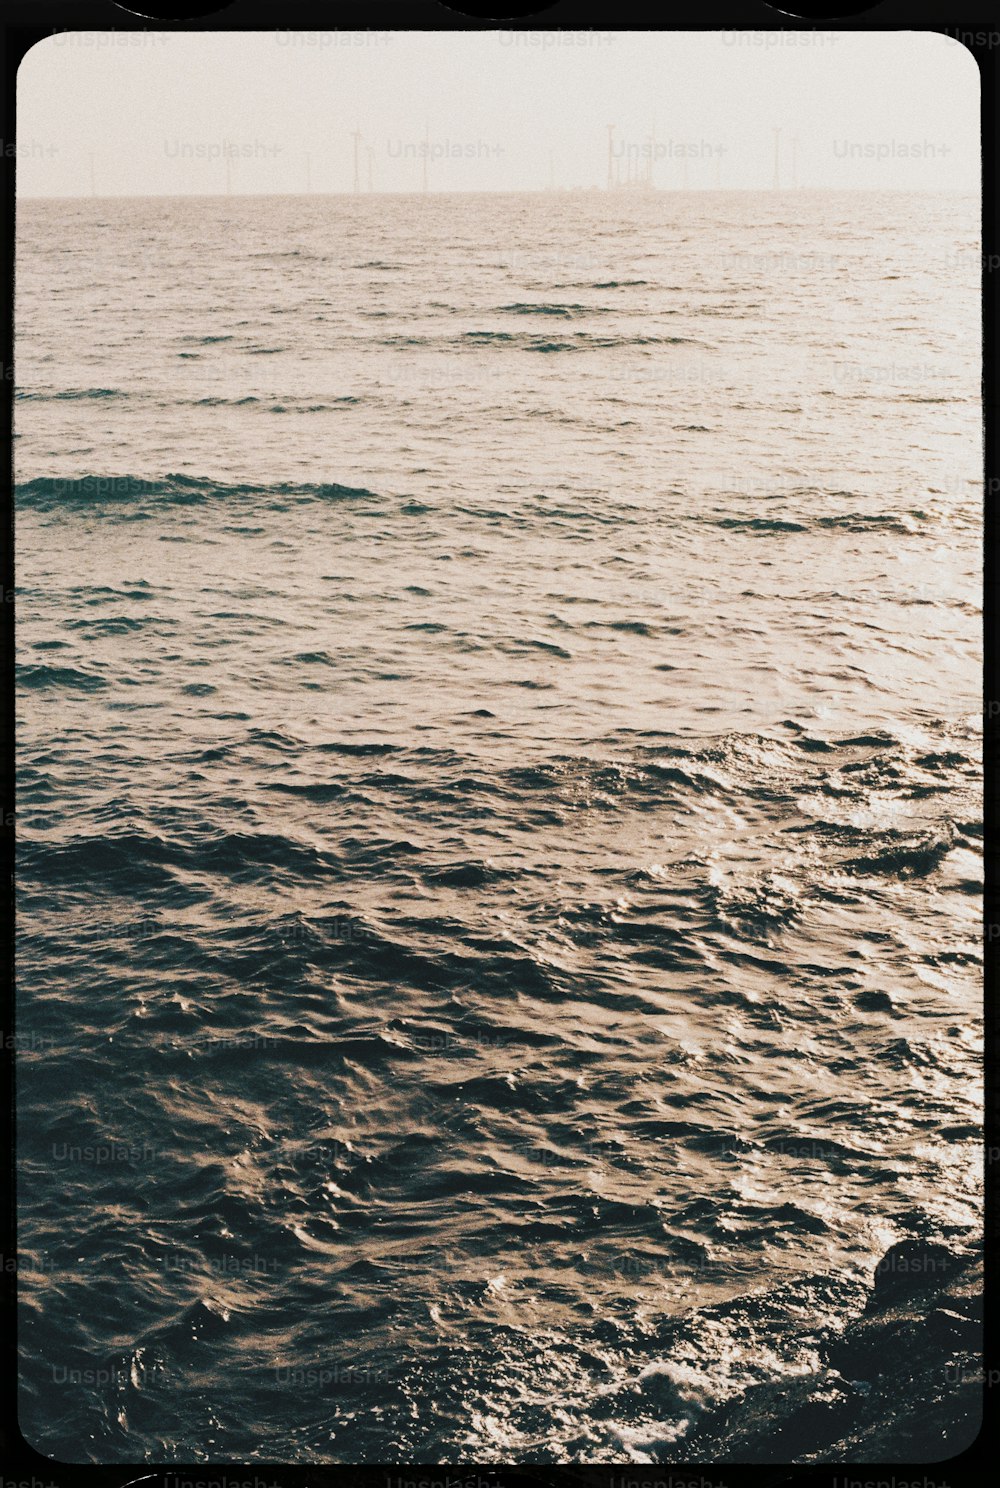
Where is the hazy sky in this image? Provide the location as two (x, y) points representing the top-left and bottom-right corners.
(17, 30), (979, 197)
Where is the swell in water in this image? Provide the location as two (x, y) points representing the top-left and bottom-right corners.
(16, 188), (981, 1463)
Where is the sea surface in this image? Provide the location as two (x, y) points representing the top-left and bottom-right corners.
(16, 190), (982, 1463)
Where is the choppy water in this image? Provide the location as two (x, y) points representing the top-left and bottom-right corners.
(16, 190), (982, 1463)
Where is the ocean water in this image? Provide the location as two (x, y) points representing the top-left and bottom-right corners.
(16, 190), (982, 1463)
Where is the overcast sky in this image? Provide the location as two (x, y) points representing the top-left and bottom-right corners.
(17, 30), (979, 197)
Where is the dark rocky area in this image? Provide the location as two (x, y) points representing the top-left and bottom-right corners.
(683, 1240), (983, 1462)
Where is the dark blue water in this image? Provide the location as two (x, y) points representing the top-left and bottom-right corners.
(16, 190), (981, 1462)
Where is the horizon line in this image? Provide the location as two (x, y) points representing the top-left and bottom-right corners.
(16, 184), (979, 203)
